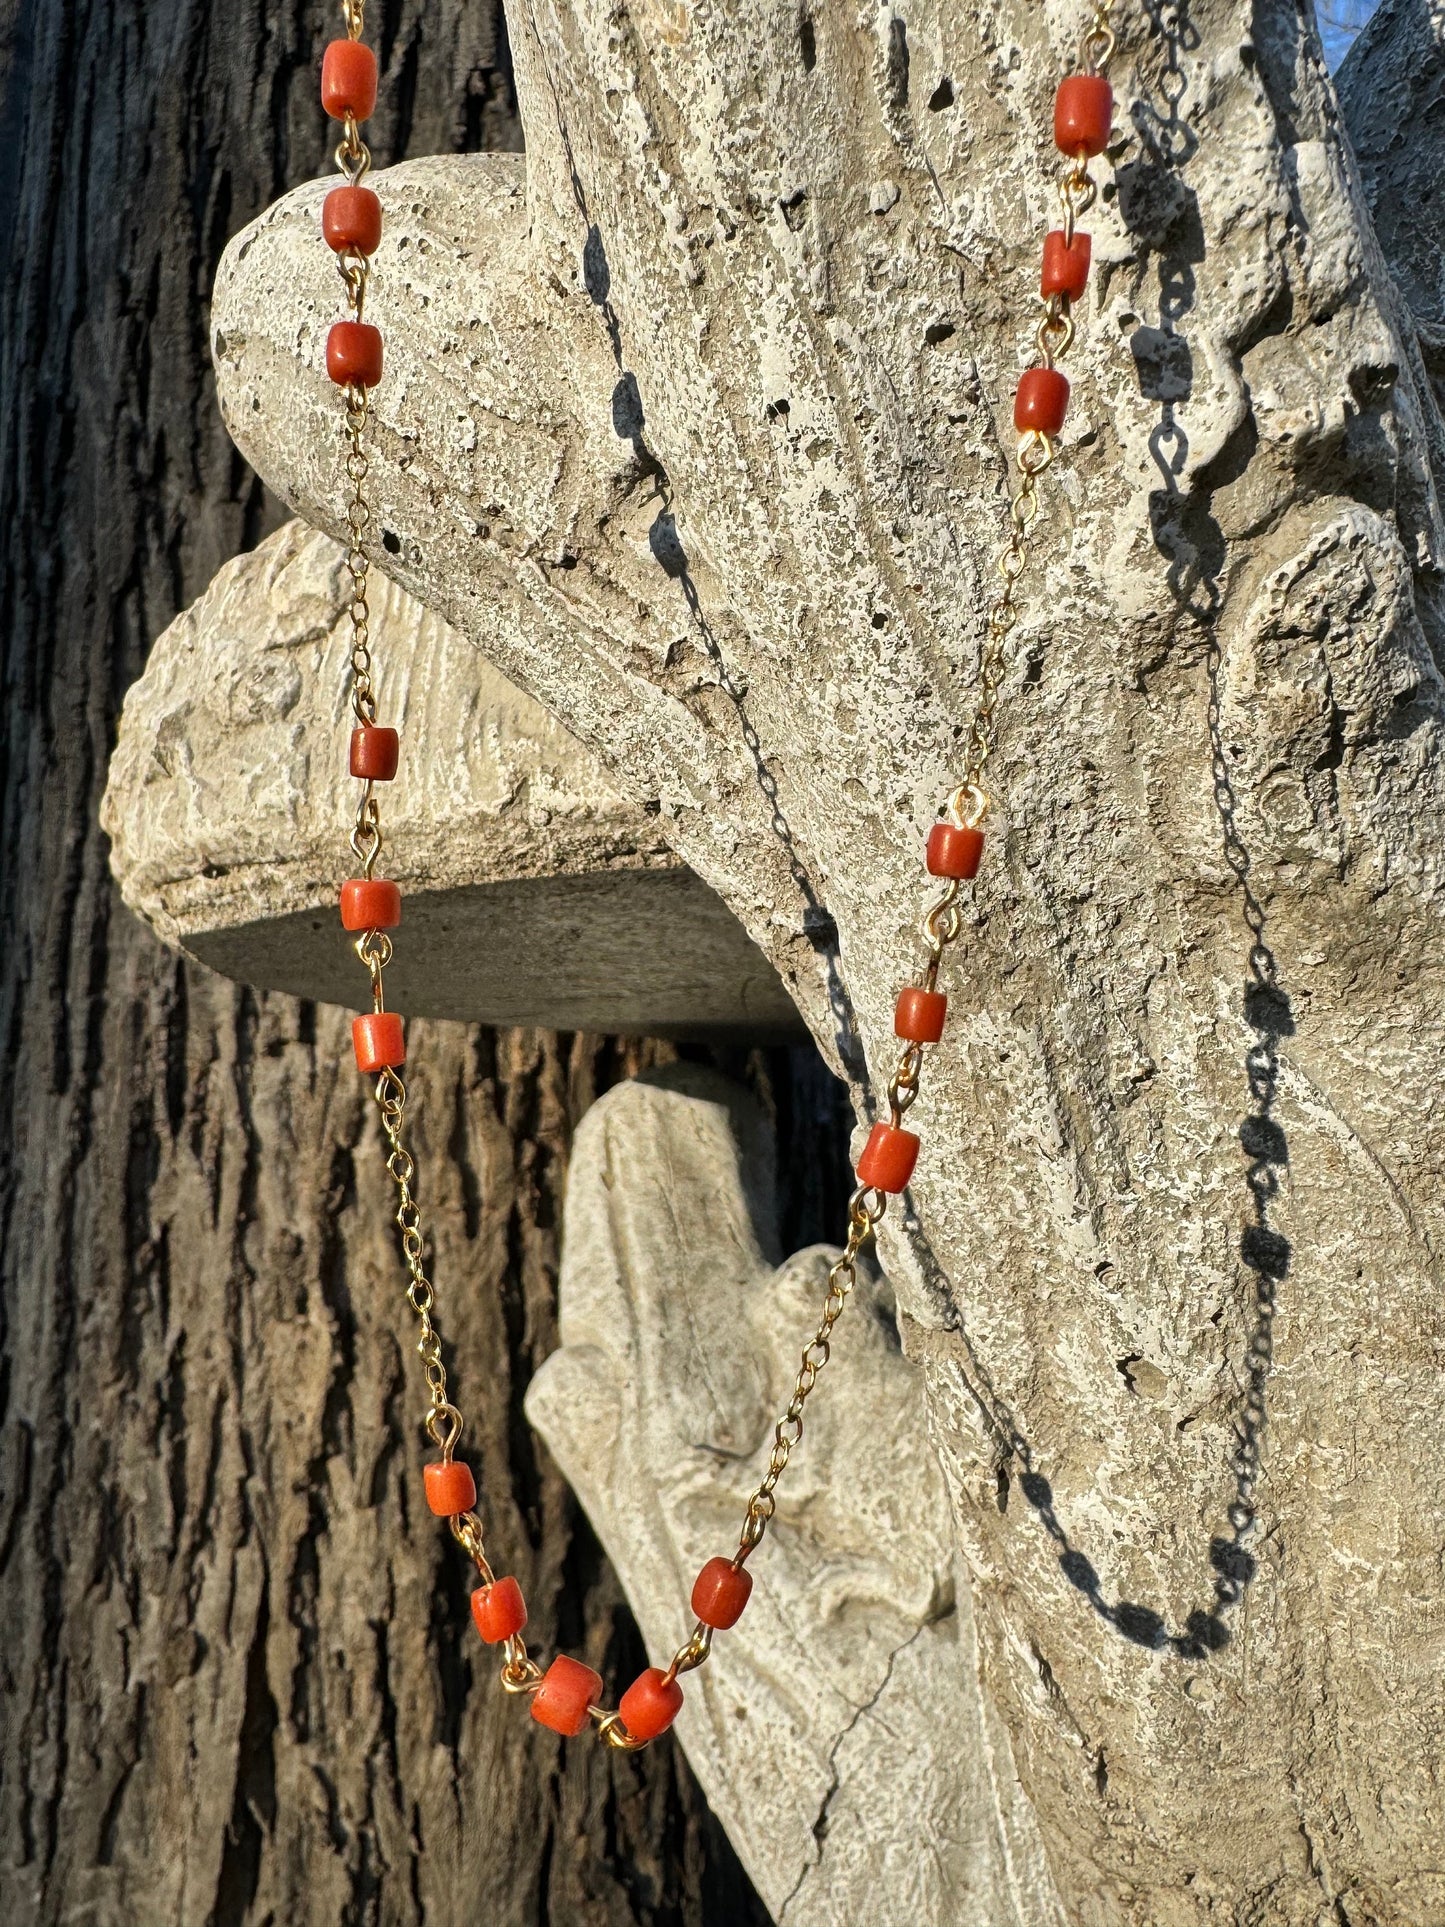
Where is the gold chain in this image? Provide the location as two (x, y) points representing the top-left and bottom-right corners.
(732, 1191), (881, 1551)
(322, 0), (1115, 1750)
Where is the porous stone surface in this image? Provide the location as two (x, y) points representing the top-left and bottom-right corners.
(127, 0), (1445, 1917)
(1339, 0), (1445, 423)
(526, 1064), (1065, 1927)
(102, 519), (803, 1035)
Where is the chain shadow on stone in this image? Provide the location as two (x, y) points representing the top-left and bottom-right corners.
(545, 86), (868, 1085)
(644, 507), (869, 1088)
(915, 0), (1291, 1660)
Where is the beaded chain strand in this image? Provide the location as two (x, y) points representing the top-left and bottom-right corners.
(316, 3), (1117, 1749)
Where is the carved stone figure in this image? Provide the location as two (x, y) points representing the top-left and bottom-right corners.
(104, 1), (1445, 1919)
(104, 519), (802, 1037)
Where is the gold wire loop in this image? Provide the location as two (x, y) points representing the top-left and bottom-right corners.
(1036, 298), (1077, 368)
(354, 928), (393, 976)
(450, 1510), (494, 1583)
(338, 252), (368, 318)
(950, 781), (990, 829)
(1081, 14), (1117, 73)
(596, 1711), (650, 1752)
(499, 1646), (545, 1694)
(662, 1623), (713, 1687)
(425, 1400), (464, 1459)
(1059, 163), (1098, 245)
(1017, 431), (1055, 481)
(335, 115), (373, 186)
(350, 794), (383, 875)
(922, 885), (963, 958)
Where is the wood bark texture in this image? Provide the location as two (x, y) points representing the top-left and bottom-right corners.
(0, 3), (812, 1923)
(200, 0), (1445, 1919)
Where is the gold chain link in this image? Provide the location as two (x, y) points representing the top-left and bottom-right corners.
(731, 1186), (884, 1568)
(949, 9), (1114, 828)
(325, 0), (512, 1698)
(321, 0), (1115, 1752)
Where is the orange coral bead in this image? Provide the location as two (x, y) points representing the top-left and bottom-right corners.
(323, 184), (382, 256)
(1041, 229), (1091, 301)
(350, 726), (399, 781)
(925, 822), (984, 880)
(321, 38), (378, 121)
(423, 1459), (476, 1517)
(340, 878), (401, 932)
(352, 1011), (404, 1073)
(471, 1576), (527, 1644)
(531, 1655), (603, 1737)
(1054, 74), (1113, 157)
(620, 1668), (683, 1741)
(691, 1556), (753, 1630)
(1015, 366), (1070, 436)
(856, 1121), (919, 1195)
(895, 987), (947, 1044)
(327, 320), (383, 389)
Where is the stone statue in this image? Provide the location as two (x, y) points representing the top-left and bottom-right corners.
(105, 2), (1445, 1918)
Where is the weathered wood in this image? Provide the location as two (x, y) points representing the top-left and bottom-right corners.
(196, 0), (1445, 1918)
(0, 3), (800, 1922)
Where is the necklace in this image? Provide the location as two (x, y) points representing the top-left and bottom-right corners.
(315, 0), (1119, 1749)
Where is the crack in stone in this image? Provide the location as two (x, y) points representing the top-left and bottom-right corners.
(776, 1618), (932, 1923)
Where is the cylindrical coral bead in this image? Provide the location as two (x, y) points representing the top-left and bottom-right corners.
(1041, 229), (1091, 301)
(895, 987), (947, 1044)
(856, 1122), (920, 1195)
(691, 1557), (753, 1630)
(424, 1459), (477, 1517)
(321, 38), (378, 121)
(620, 1668), (683, 1742)
(531, 1655), (603, 1737)
(323, 184), (382, 256)
(471, 1576), (528, 1645)
(340, 878), (401, 932)
(352, 1010), (404, 1073)
(350, 726), (399, 781)
(327, 320), (383, 388)
(1015, 367), (1070, 436)
(926, 822), (984, 880)
(1054, 74), (1113, 157)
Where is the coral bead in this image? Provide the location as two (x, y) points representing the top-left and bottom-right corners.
(531, 1655), (603, 1737)
(340, 878), (401, 932)
(895, 987), (947, 1044)
(1054, 74), (1113, 157)
(1041, 229), (1092, 301)
(691, 1556), (753, 1630)
(925, 822), (984, 880)
(856, 1122), (920, 1195)
(327, 320), (383, 388)
(424, 1459), (477, 1517)
(350, 726), (399, 781)
(1015, 366), (1070, 436)
(323, 184), (382, 256)
(321, 38), (378, 121)
(471, 1576), (528, 1645)
(352, 1011), (404, 1073)
(620, 1668), (684, 1741)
